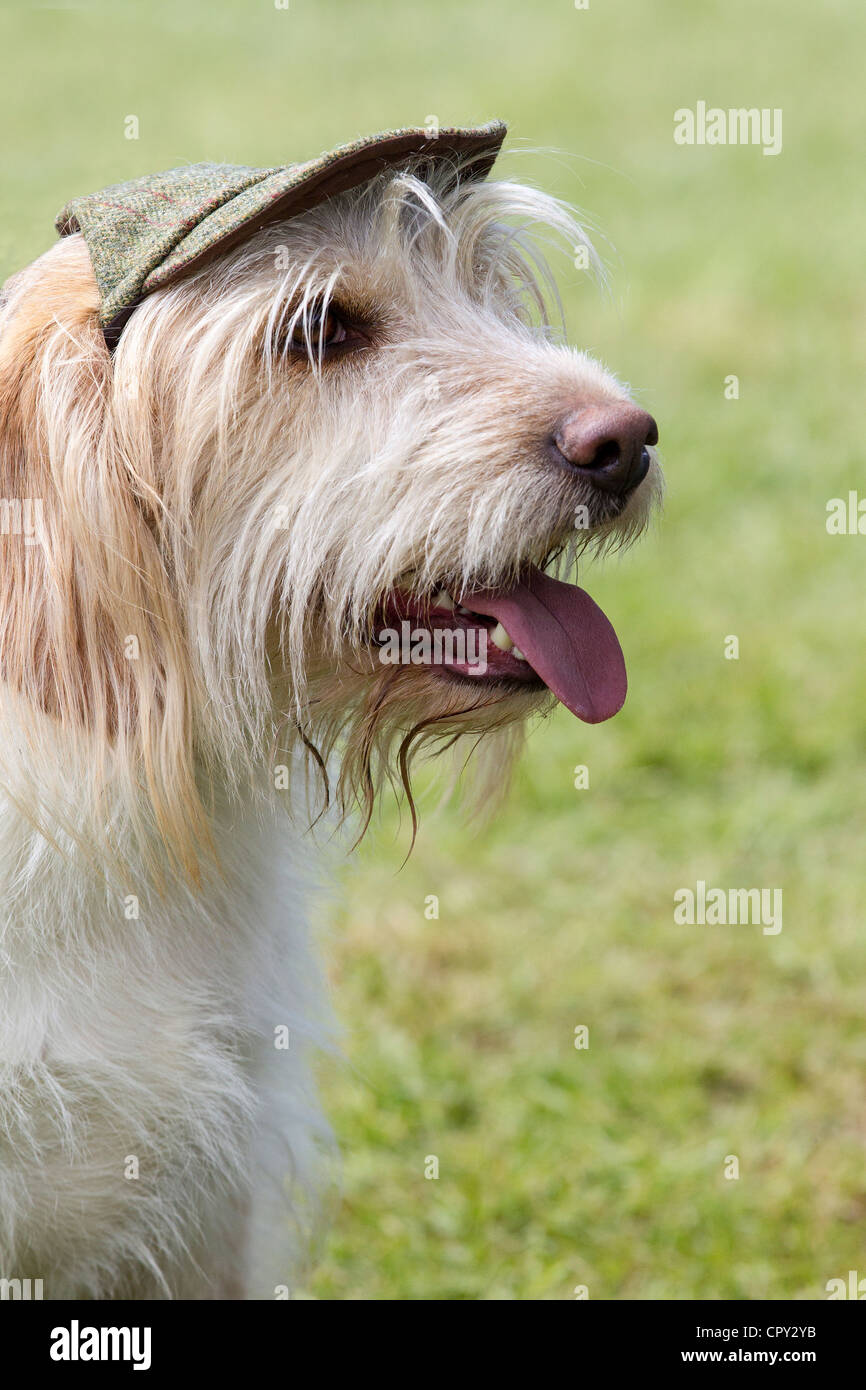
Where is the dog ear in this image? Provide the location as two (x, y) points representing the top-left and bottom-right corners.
(0, 236), (209, 881)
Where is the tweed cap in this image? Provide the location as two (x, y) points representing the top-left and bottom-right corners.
(55, 121), (507, 340)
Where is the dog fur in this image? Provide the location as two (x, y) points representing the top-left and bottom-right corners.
(0, 159), (659, 1298)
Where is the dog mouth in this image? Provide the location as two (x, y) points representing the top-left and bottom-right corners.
(382, 562), (627, 724)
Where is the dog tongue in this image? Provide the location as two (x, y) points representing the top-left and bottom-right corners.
(461, 564), (627, 723)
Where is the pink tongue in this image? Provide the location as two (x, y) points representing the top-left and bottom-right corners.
(461, 564), (627, 723)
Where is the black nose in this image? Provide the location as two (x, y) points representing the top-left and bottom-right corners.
(552, 405), (658, 495)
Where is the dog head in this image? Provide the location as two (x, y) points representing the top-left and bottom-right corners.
(0, 153), (660, 869)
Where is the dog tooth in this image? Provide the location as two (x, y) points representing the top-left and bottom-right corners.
(512, 647), (527, 661)
(489, 622), (514, 652)
(431, 589), (455, 610)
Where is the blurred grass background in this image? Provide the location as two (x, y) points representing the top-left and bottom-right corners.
(2, 0), (865, 1299)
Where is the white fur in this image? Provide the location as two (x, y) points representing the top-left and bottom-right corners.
(0, 161), (658, 1297)
(0, 699), (333, 1298)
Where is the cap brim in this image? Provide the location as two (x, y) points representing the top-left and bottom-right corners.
(110, 123), (506, 341)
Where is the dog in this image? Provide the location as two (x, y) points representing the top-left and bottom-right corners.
(0, 124), (659, 1299)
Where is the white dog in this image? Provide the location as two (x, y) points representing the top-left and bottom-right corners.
(0, 124), (659, 1298)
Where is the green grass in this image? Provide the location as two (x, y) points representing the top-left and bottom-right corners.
(3, 0), (865, 1300)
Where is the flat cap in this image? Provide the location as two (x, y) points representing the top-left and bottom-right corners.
(55, 121), (507, 339)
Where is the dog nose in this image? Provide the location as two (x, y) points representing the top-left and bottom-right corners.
(552, 405), (658, 494)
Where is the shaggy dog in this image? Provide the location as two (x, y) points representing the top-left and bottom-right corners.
(0, 133), (659, 1298)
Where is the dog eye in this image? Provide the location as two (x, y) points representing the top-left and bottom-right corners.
(290, 308), (344, 349)
(286, 306), (359, 356)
